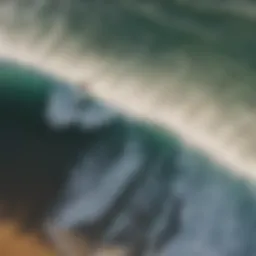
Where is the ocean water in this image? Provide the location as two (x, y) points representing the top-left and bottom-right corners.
(0, 1), (256, 255)
(0, 62), (255, 256)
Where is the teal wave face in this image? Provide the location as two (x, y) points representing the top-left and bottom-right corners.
(0, 60), (59, 121)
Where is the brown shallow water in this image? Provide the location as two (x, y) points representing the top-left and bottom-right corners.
(0, 222), (54, 256)
(0, 223), (124, 256)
